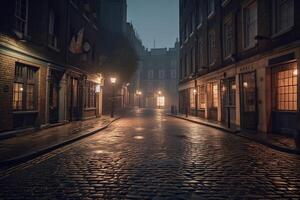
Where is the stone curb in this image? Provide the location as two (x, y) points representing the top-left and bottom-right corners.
(0, 117), (121, 167)
(167, 114), (240, 134)
(167, 114), (300, 155)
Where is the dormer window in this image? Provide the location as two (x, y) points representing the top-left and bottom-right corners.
(15, 0), (28, 37)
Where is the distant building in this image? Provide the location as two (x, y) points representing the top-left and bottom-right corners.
(125, 22), (146, 107)
(0, 0), (106, 133)
(138, 42), (179, 110)
(179, 0), (300, 136)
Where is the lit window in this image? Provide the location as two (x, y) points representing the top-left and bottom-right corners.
(85, 81), (96, 109)
(13, 63), (38, 111)
(212, 83), (219, 108)
(243, 1), (257, 49)
(190, 88), (196, 109)
(157, 96), (165, 107)
(272, 63), (297, 111)
(198, 85), (206, 109)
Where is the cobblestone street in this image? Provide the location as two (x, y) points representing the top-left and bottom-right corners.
(1, 109), (300, 199)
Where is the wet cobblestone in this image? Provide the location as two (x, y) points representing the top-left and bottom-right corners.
(1, 109), (300, 199)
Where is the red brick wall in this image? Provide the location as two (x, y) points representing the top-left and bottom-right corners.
(0, 52), (48, 132)
(0, 53), (14, 132)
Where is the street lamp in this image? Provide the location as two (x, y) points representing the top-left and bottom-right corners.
(110, 77), (117, 118)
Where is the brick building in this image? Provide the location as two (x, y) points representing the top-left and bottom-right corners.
(0, 0), (105, 133)
(179, 0), (300, 136)
(137, 42), (179, 110)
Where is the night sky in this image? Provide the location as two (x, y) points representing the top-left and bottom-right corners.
(127, 0), (179, 49)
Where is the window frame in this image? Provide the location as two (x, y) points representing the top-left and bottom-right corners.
(13, 63), (38, 112)
(14, 0), (29, 36)
(208, 29), (216, 66)
(272, 0), (294, 36)
(242, 0), (258, 50)
(223, 15), (234, 59)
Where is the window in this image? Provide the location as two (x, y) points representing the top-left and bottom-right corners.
(208, 0), (215, 17)
(158, 70), (165, 79)
(198, 39), (204, 69)
(157, 96), (165, 107)
(223, 16), (234, 58)
(13, 63), (38, 111)
(273, 0), (294, 34)
(212, 83), (219, 108)
(198, 85), (206, 109)
(48, 9), (59, 49)
(170, 69), (177, 79)
(15, 0), (28, 35)
(185, 22), (189, 40)
(243, 1), (257, 49)
(190, 88), (196, 109)
(272, 63), (297, 111)
(190, 47), (195, 74)
(208, 30), (216, 65)
(148, 70), (154, 79)
(85, 81), (96, 109)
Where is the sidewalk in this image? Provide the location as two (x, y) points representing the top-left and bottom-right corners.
(168, 113), (299, 155)
(0, 116), (120, 167)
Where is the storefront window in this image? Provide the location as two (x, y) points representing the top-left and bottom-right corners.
(212, 83), (219, 108)
(13, 63), (37, 111)
(190, 88), (196, 109)
(273, 63), (297, 111)
(198, 85), (206, 109)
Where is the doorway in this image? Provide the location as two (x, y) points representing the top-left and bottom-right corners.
(240, 71), (258, 131)
(49, 70), (61, 123)
(69, 77), (80, 121)
(221, 78), (236, 128)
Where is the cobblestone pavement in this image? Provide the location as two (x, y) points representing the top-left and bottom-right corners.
(1, 109), (300, 199)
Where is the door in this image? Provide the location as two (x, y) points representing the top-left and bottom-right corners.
(240, 72), (258, 130)
(69, 77), (79, 121)
(49, 71), (60, 123)
(207, 82), (218, 121)
(221, 78), (236, 127)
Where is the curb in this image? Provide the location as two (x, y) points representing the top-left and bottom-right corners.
(167, 114), (300, 156)
(167, 114), (240, 134)
(0, 117), (121, 167)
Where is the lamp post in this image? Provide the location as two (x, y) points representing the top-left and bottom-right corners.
(110, 77), (117, 118)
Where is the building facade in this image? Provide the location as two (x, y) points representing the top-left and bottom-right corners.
(0, 0), (105, 133)
(138, 43), (179, 110)
(179, 0), (300, 136)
